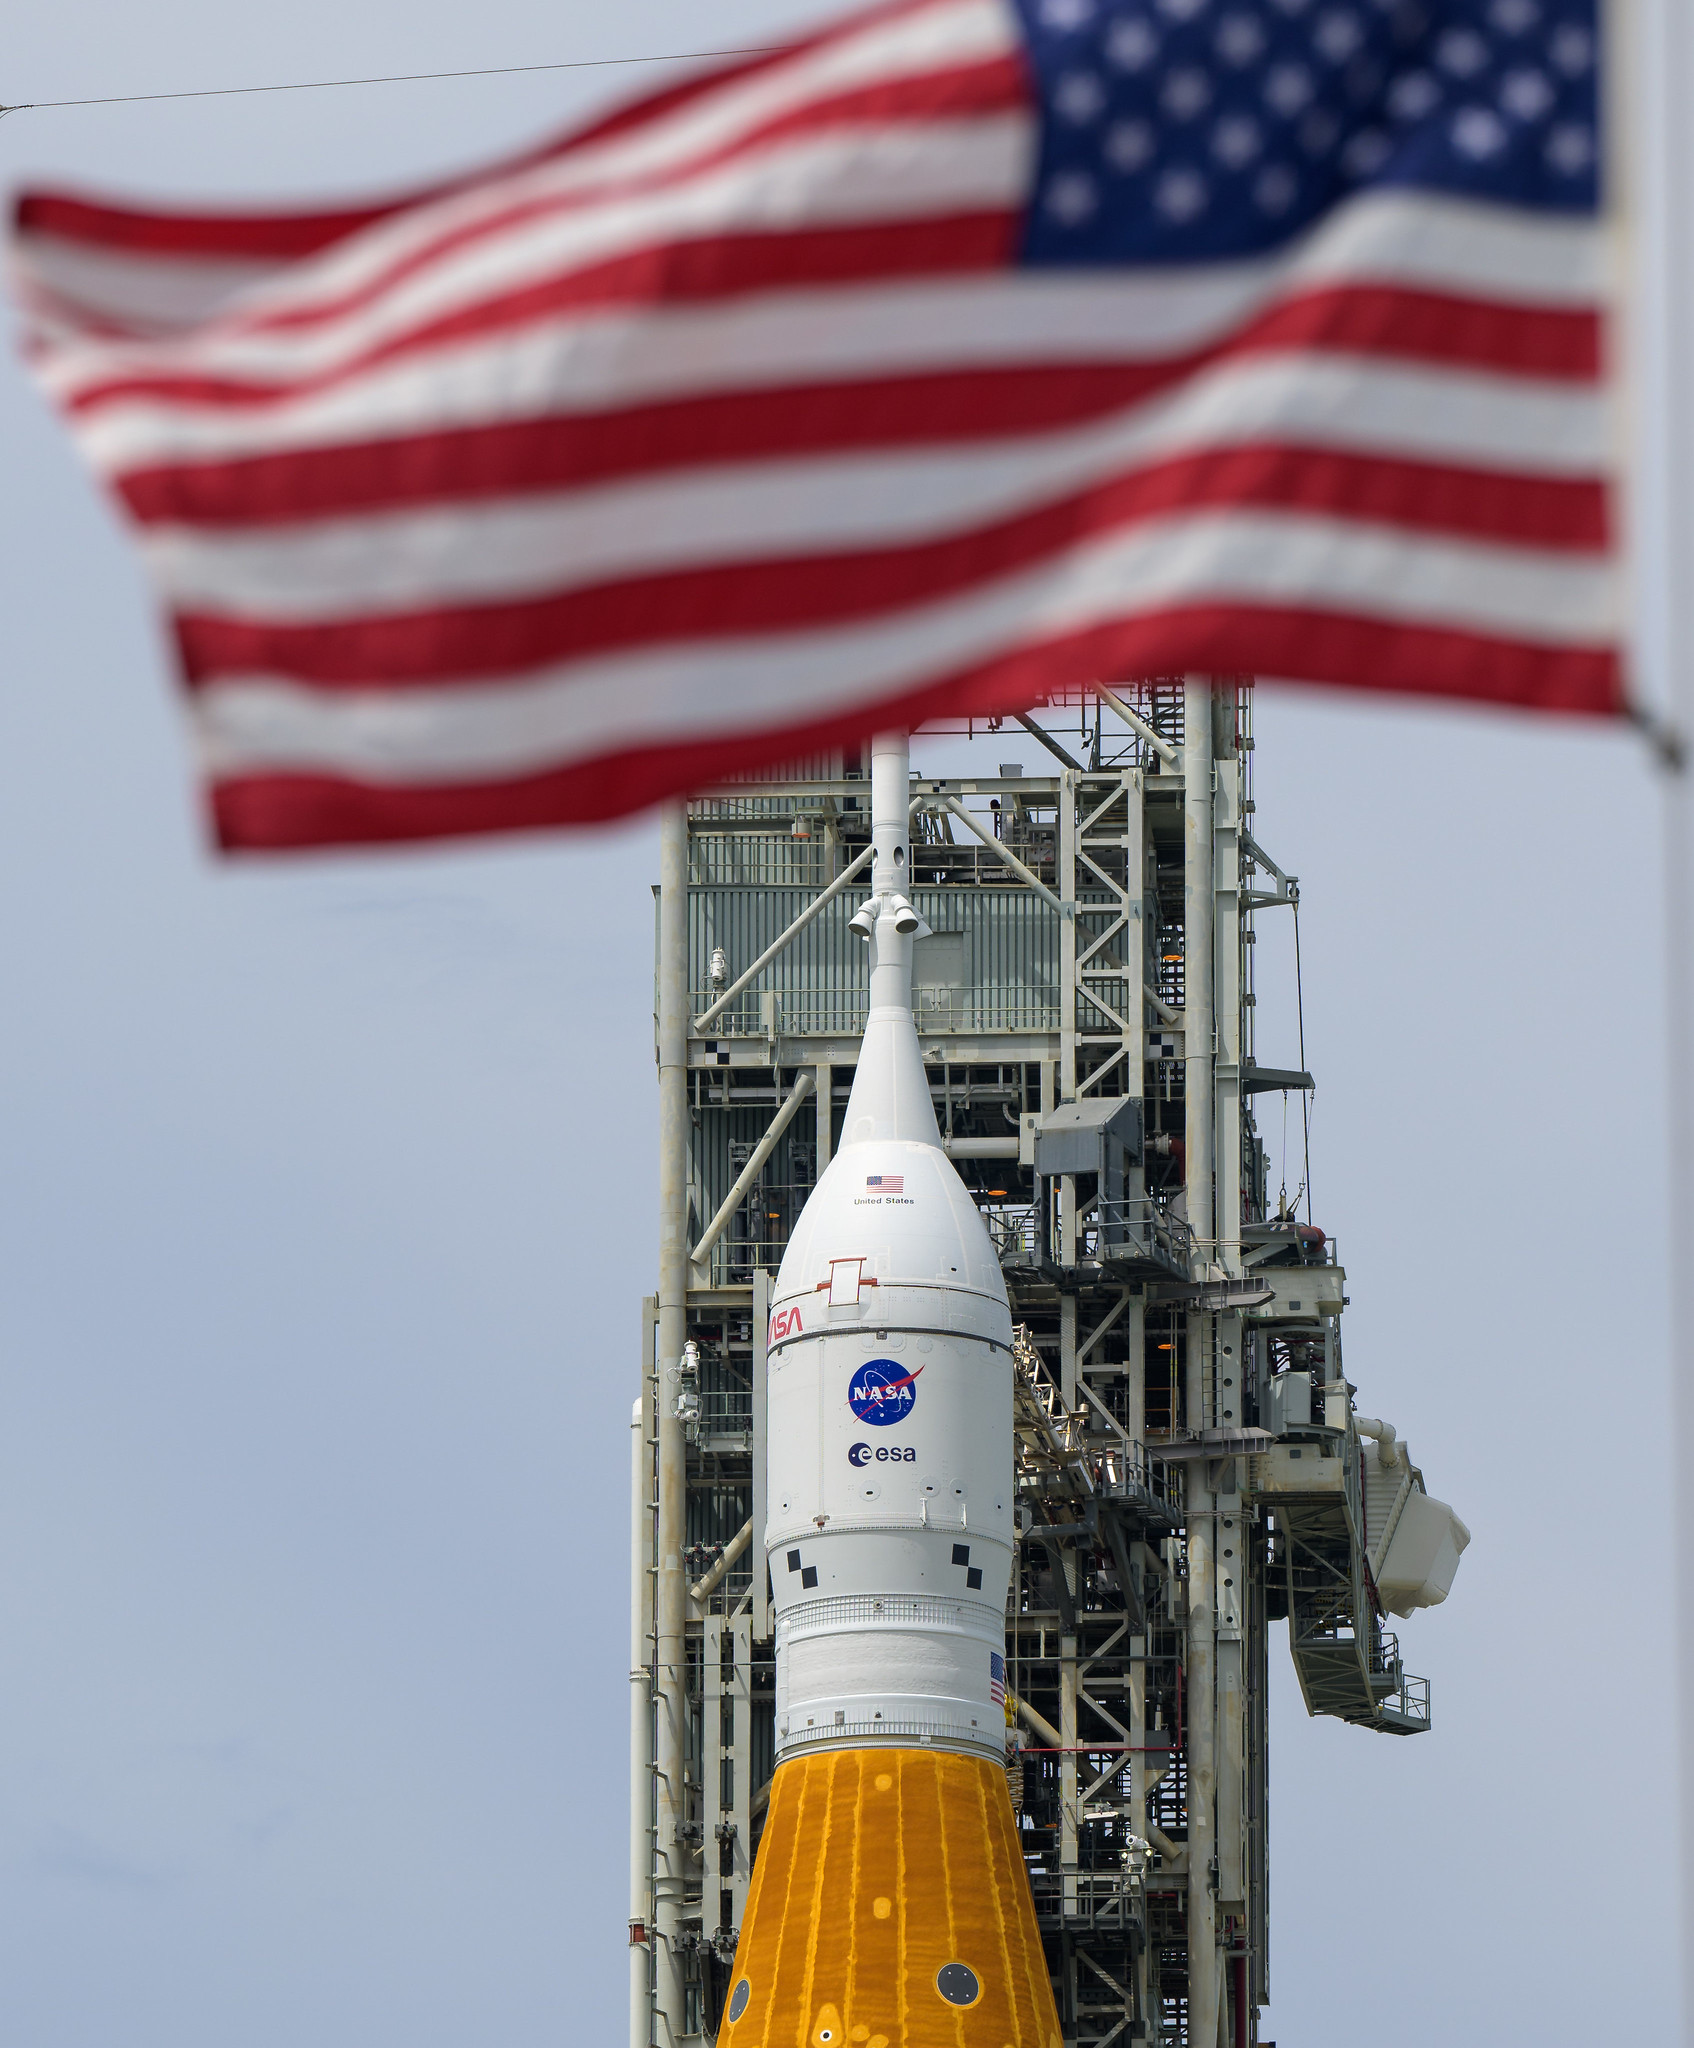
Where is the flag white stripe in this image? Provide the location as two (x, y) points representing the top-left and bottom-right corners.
(12, 251), (289, 337)
(192, 509), (1617, 783)
(143, 356), (1605, 616)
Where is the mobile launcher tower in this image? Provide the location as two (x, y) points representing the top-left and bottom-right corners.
(633, 685), (1468, 2048)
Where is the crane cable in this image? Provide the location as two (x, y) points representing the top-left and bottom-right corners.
(0, 45), (794, 118)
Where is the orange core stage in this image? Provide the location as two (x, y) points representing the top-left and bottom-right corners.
(719, 1748), (1062, 2048)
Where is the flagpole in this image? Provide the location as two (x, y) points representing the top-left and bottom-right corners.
(1645, 0), (1694, 2028)
(1668, 738), (1693, 2048)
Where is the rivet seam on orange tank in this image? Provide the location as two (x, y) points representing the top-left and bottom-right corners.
(845, 1751), (865, 2025)
(999, 1753), (1040, 2039)
(796, 1753), (834, 2048)
(780, 1761), (816, 2045)
(983, 1756), (1024, 2036)
(945, 1757), (969, 2048)
(894, 1751), (910, 2045)
(973, 1758), (1011, 2035)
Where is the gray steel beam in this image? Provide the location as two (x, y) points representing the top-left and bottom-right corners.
(689, 1071), (813, 1271)
(1097, 683), (1180, 768)
(653, 806), (692, 2042)
(935, 795), (1066, 913)
(1183, 677), (1221, 2048)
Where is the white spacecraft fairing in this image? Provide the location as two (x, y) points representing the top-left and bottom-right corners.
(719, 735), (1061, 2048)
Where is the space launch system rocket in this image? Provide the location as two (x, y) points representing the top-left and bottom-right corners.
(719, 737), (1061, 2048)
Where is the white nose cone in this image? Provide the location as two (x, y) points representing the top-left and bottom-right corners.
(764, 736), (1012, 1763)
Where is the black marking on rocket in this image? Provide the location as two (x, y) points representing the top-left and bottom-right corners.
(952, 1542), (983, 1591)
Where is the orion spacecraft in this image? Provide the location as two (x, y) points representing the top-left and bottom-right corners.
(719, 735), (1062, 2048)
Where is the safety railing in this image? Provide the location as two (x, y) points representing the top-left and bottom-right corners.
(699, 1389), (753, 1438)
(1023, 1858), (1150, 1931)
(1099, 1442), (1181, 1516)
(690, 986), (1061, 1037)
(1370, 1631), (1432, 1727)
(1088, 1198), (1194, 1276)
(986, 1204), (1042, 1263)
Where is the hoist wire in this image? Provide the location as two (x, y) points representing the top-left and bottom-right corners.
(1292, 892), (1312, 1226)
(0, 46), (792, 117)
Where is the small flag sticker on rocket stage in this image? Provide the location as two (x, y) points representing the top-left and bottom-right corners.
(865, 1175), (903, 1193)
(990, 1653), (1006, 1708)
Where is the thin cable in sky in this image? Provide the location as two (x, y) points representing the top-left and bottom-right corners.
(0, 46), (794, 118)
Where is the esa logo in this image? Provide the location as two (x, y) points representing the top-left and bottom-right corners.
(847, 1358), (921, 1426)
(849, 1442), (917, 1466)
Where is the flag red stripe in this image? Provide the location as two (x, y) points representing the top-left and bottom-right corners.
(13, 189), (413, 261)
(204, 605), (1621, 850)
(104, 282), (1600, 525)
(171, 443), (1609, 688)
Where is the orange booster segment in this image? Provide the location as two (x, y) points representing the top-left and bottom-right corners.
(719, 1748), (1061, 2048)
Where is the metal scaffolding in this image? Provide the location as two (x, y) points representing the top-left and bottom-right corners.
(631, 684), (1440, 2047)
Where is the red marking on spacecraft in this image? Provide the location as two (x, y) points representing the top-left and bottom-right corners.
(769, 1304), (805, 1343)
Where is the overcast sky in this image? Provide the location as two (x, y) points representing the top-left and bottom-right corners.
(0, 3), (1681, 2044)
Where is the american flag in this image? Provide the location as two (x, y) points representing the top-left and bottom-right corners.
(990, 1650), (1007, 1707)
(11, 0), (1614, 852)
(866, 1173), (906, 1191)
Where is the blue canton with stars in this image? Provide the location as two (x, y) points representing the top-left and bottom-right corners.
(1012, 0), (1599, 264)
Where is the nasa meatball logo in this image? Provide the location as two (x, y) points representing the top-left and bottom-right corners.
(846, 1358), (921, 1425)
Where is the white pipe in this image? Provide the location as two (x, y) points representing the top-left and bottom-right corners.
(1009, 1688), (1064, 1750)
(1142, 1756), (1185, 1869)
(689, 1072), (814, 1268)
(1355, 1416), (1404, 1469)
(1147, 984), (1183, 1027)
(653, 806), (690, 2034)
(629, 1396), (651, 2048)
(942, 1136), (1021, 1158)
(837, 734), (941, 1151)
(1182, 675), (1220, 2047)
(871, 732), (912, 903)
(690, 1516), (754, 1603)
(1184, 679), (1216, 1249)
(936, 795), (1065, 912)
(1097, 683), (1180, 767)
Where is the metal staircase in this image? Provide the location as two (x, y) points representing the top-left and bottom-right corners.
(1252, 1438), (1431, 1736)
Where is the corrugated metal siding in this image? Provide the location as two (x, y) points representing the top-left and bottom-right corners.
(690, 882), (1067, 1036)
(690, 831), (840, 890)
(691, 1097), (818, 1285)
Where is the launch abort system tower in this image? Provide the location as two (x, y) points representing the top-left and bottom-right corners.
(632, 684), (1466, 2047)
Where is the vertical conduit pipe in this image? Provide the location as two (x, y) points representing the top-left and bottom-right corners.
(631, 1395), (653, 2048)
(654, 804), (691, 2040)
(1183, 675), (1220, 2045)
